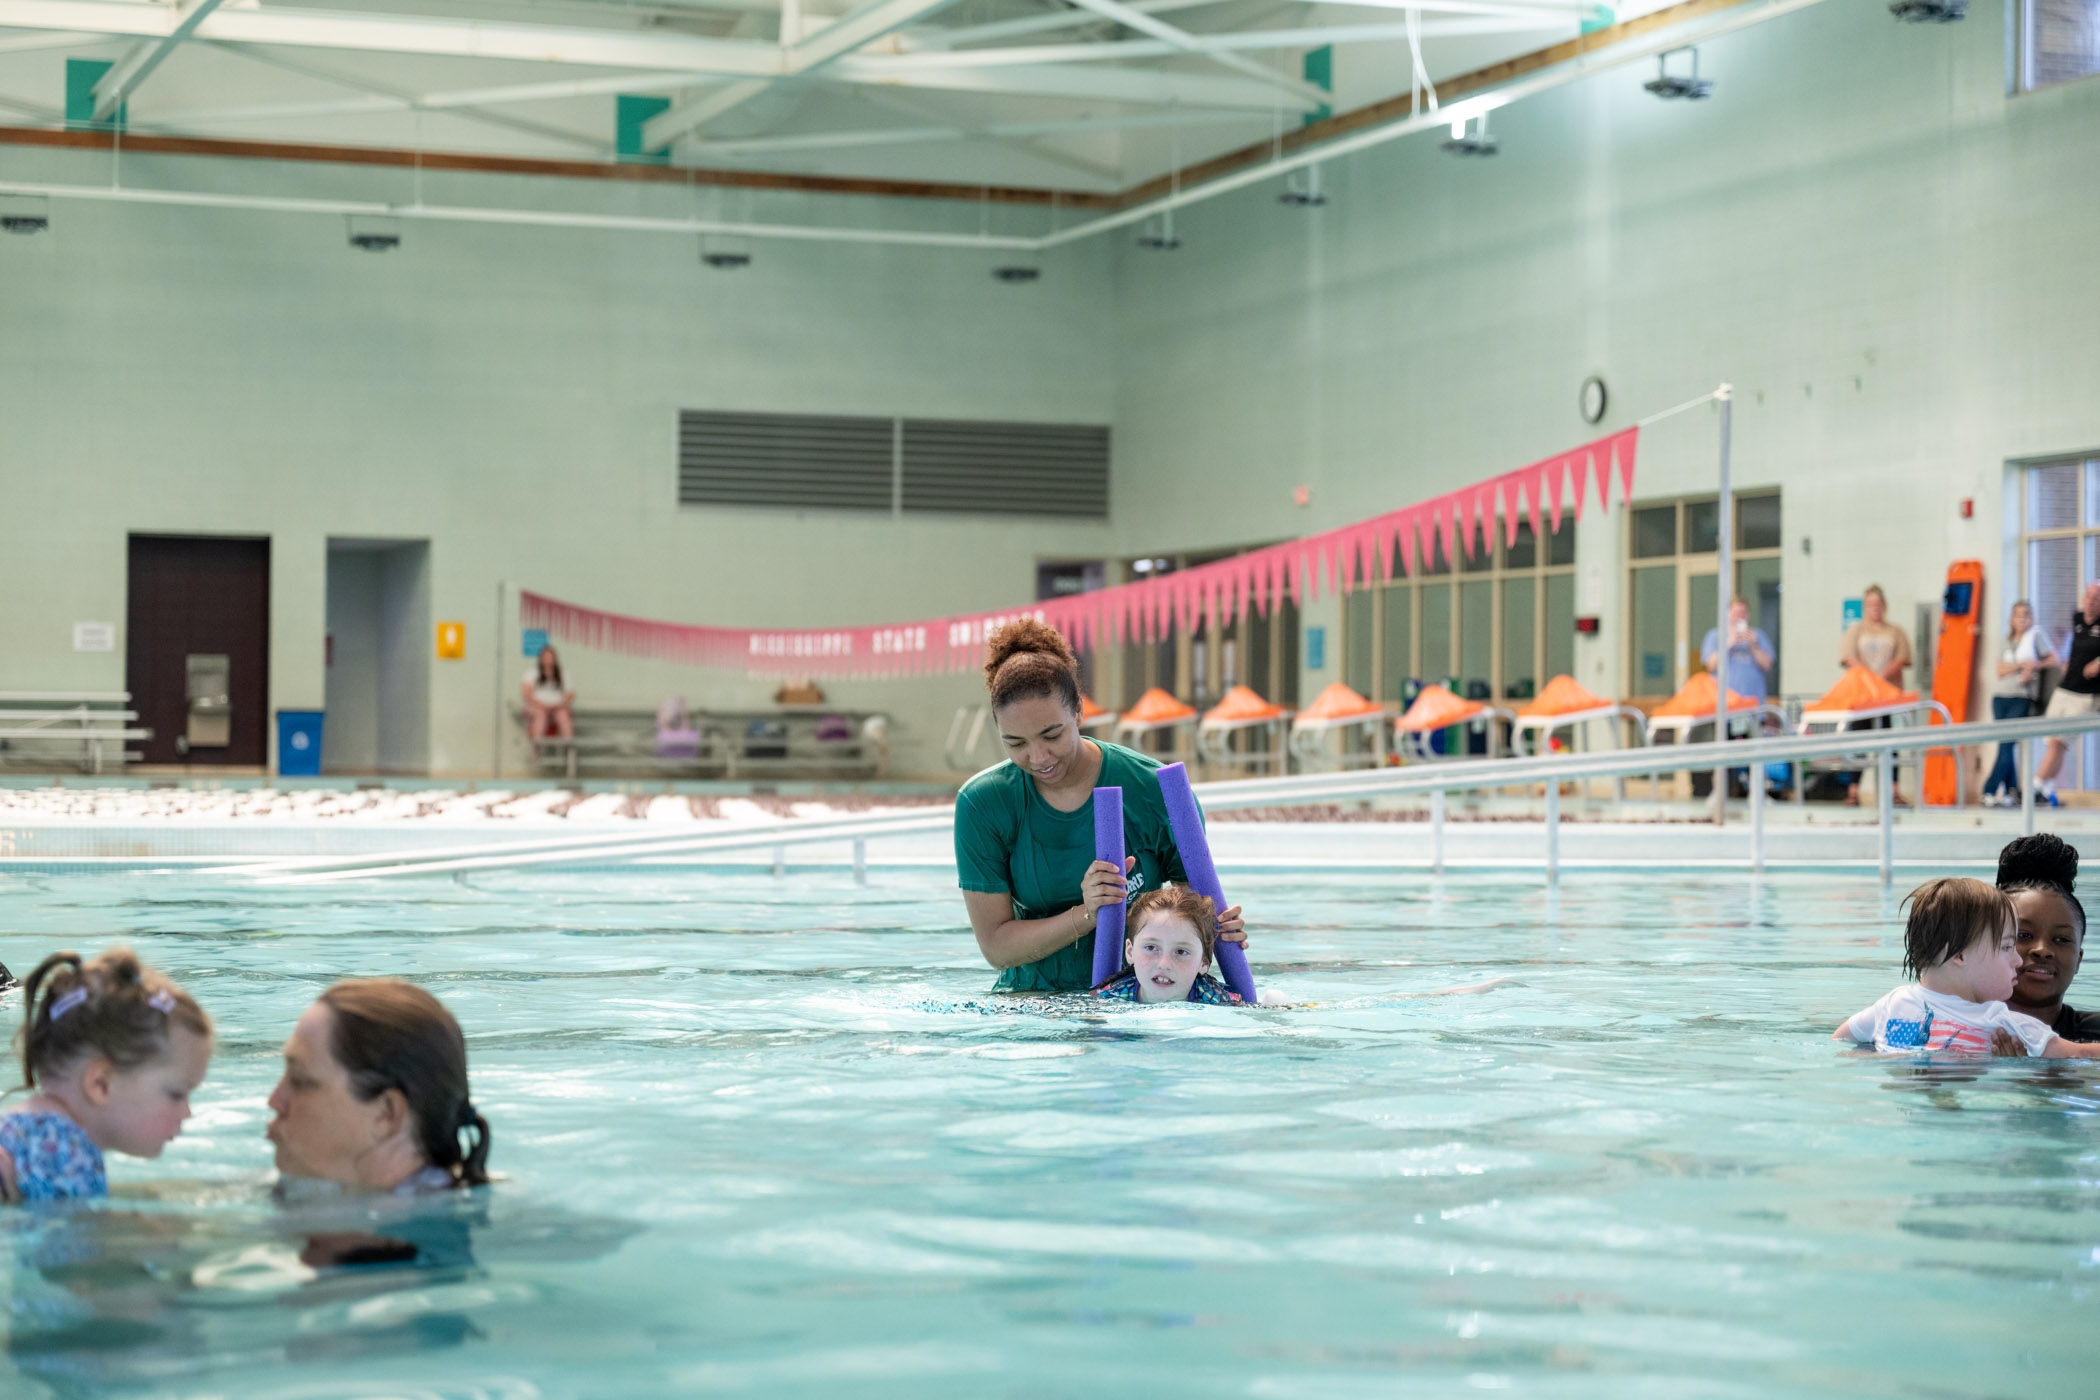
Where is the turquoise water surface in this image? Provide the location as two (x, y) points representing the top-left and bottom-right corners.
(0, 869), (2091, 1397)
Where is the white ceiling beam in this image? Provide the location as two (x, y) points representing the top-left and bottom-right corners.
(883, 16), (1564, 68)
(850, 85), (1119, 185)
(828, 57), (1295, 107)
(905, 0), (1594, 50)
(91, 0), (224, 121)
(690, 105), (1261, 155)
(907, 0), (1223, 51)
(0, 1), (784, 76)
(1055, 0), (1326, 107)
(641, 0), (962, 151)
(205, 42), (608, 153)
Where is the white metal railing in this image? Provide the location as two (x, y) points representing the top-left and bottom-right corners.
(211, 712), (2100, 886)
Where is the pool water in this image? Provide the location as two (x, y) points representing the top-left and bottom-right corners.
(0, 868), (2091, 1397)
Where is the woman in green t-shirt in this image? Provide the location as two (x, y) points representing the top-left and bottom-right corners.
(954, 620), (1246, 993)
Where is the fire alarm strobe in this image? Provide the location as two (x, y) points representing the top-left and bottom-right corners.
(1575, 616), (1601, 635)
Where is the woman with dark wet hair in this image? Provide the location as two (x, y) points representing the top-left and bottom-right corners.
(1995, 834), (2100, 1041)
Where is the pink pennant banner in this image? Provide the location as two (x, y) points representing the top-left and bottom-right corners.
(522, 426), (1638, 680)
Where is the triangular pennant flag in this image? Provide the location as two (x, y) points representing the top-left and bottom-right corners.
(1569, 449), (1592, 522)
(1614, 426), (1639, 505)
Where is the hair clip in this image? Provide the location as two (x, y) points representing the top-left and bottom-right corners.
(48, 988), (88, 1022)
(148, 989), (177, 1015)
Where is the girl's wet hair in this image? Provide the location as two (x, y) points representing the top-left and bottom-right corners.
(317, 979), (491, 1188)
(1996, 832), (2085, 940)
(1126, 885), (1219, 964)
(1902, 877), (2015, 979)
(16, 949), (210, 1089)
(983, 619), (1082, 716)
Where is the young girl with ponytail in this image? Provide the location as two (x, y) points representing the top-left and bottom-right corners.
(2, 949), (213, 1200)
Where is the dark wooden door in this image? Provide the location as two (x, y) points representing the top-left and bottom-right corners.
(126, 536), (271, 767)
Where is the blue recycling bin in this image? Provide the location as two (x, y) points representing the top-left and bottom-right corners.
(276, 710), (324, 777)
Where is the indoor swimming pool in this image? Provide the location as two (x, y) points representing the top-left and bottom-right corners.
(0, 867), (2089, 1397)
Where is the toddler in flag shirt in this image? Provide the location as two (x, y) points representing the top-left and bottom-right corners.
(1836, 877), (2100, 1058)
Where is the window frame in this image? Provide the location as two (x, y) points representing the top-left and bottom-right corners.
(1622, 492), (1783, 700)
(1340, 516), (1577, 707)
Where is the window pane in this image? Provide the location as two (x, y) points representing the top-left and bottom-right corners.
(1685, 500), (1719, 554)
(2030, 461), (2080, 531)
(2087, 461), (2100, 527)
(1420, 530), (1453, 576)
(1421, 582), (1453, 682)
(1548, 516), (1576, 566)
(1501, 577), (1537, 700)
(1380, 583), (1413, 703)
(1276, 599), (1301, 708)
(1738, 494), (1782, 551)
(1632, 506), (1676, 559)
(2029, 0), (2100, 90)
(1544, 571), (1576, 682)
(1344, 590), (1375, 699)
(1687, 573), (1719, 674)
(1460, 527), (1495, 573)
(1737, 556), (1783, 697)
(1630, 564), (1676, 694)
(1507, 521), (1537, 570)
(1459, 579), (1494, 696)
(1250, 607), (1272, 703)
(2030, 535), (2079, 639)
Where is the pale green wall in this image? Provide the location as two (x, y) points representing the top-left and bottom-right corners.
(1109, 0), (2100, 705)
(0, 148), (1116, 778)
(5, 0), (2098, 782)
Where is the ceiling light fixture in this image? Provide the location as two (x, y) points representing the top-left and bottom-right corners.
(1643, 48), (1713, 99)
(992, 265), (1041, 282)
(346, 215), (400, 252)
(0, 194), (49, 235)
(1135, 211), (1182, 250)
(1441, 114), (1497, 157)
(700, 234), (751, 269)
(1888, 0), (1964, 18)
(1279, 164), (1327, 207)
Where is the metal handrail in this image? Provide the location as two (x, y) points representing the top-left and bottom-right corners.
(218, 712), (2100, 884)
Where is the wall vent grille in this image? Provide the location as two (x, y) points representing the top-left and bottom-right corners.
(678, 411), (895, 513)
(902, 419), (1109, 519)
(679, 411), (1109, 520)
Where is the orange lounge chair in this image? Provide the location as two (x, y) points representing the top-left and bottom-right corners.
(1394, 684), (1516, 760)
(1113, 687), (1200, 757)
(1079, 693), (1118, 732)
(1290, 683), (1388, 769)
(1198, 685), (1292, 774)
(1793, 666), (1953, 805)
(1512, 675), (1644, 756)
(1644, 672), (1778, 745)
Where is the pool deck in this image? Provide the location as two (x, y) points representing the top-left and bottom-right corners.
(0, 783), (2085, 874)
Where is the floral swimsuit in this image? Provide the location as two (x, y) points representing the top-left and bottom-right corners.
(1094, 971), (1242, 1005)
(0, 1111), (107, 1200)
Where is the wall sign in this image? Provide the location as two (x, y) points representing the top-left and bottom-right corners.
(71, 622), (115, 653)
(1841, 598), (1862, 629)
(522, 627), (549, 658)
(1306, 626), (1326, 672)
(437, 622), (466, 660)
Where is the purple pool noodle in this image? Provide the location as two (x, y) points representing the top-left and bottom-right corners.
(1155, 762), (1258, 1005)
(1091, 786), (1126, 987)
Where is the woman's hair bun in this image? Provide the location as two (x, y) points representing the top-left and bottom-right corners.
(1997, 832), (2078, 894)
(983, 618), (1075, 682)
(983, 619), (1082, 714)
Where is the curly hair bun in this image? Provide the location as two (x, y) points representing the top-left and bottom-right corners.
(1998, 832), (2078, 894)
(983, 618), (1075, 681)
(983, 619), (1082, 714)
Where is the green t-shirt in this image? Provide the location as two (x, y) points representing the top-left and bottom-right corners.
(954, 741), (1194, 993)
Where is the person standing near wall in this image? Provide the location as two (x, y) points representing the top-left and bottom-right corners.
(2033, 583), (2100, 806)
(1837, 585), (1913, 806)
(1701, 597), (1774, 702)
(1983, 600), (2055, 807)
